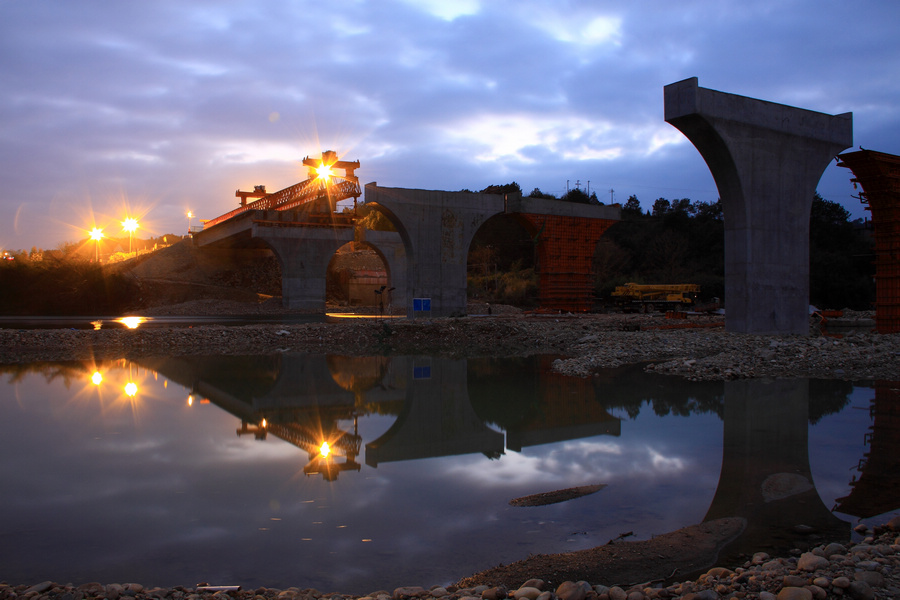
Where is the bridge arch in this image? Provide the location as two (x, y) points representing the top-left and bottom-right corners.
(364, 183), (621, 317)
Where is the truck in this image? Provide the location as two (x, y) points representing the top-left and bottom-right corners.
(610, 283), (701, 312)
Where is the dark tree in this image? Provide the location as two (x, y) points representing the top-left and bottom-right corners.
(528, 188), (557, 199)
(622, 195), (643, 219)
(560, 188), (591, 204)
(651, 198), (671, 216)
(808, 193), (874, 309)
(480, 182), (522, 196)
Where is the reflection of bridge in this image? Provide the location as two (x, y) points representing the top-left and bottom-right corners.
(137, 354), (625, 477)
(195, 152), (620, 316)
(136, 353), (895, 565)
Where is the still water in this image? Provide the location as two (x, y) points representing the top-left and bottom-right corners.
(0, 355), (897, 594)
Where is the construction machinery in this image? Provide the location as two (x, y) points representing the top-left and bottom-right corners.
(611, 283), (701, 312)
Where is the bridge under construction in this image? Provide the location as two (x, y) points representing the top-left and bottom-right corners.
(194, 151), (621, 317)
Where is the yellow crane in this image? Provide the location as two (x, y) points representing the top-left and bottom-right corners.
(611, 283), (701, 312)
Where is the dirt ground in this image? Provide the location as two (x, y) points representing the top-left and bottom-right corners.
(457, 518), (746, 590)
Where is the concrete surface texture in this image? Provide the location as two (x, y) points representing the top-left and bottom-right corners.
(665, 77), (853, 335)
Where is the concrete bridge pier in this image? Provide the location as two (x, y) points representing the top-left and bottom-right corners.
(365, 184), (504, 318)
(665, 77), (853, 334)
(255, 224), (355, 310)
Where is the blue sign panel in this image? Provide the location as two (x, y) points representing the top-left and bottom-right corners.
(413, 298), (431, 312)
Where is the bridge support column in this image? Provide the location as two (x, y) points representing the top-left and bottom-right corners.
(365, 185), (504, 318)
(254, 220), (355, 310)
(665, 77), (852, 334)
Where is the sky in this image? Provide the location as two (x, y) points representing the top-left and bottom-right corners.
(1, 1), (899, 251)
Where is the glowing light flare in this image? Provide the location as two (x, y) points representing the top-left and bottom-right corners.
(117, 316), (145, 329)
(316, 164), (334, 179)
(319, 441), (331, 458)
(89, 228), (104, 241)
(261, 418), (268, 428)
(124, 382), (138, 397)
(91, 371), (103, 385)
(121, 217), (139, 234)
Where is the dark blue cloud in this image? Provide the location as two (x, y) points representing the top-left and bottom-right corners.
(0, 1), (896, 248)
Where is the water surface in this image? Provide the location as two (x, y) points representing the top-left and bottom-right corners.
(0, 355), (896, 593)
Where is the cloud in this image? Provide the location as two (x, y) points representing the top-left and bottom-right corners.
(1, 1), (898, 248)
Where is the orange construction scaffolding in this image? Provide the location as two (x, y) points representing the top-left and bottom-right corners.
(518, 213), (617, 313)
(837, 149), (900, 333)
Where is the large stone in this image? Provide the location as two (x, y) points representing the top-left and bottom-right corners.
(393, 587), (426, 599)
(847, 581), (875, 600)
(512, 587), (542, 600)
(481, 587), (506, 600)
(775, 587), (812, 600)
(797, 552), (830, 572)
(854, 571), (884, 588)
(607, 587), (627, 600)
(555, 581), (589, 600)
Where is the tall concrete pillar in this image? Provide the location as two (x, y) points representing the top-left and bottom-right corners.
(255, 220), (355, 310)
(365, 184), (504, 318)
(665, 78), (852, 334)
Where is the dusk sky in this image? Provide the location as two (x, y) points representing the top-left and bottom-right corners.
(2, 1), (898, 250)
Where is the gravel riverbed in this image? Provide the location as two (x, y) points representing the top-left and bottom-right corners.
(2, 305), (899, 598)
(1, 309), (898, 382)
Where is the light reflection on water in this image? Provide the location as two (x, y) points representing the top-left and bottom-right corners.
(0, 356), (896, 594)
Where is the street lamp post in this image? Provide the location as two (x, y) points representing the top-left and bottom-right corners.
(122, 217), (138, 257)
(89, 227), (103, 263)
(187, 210), (193, 235)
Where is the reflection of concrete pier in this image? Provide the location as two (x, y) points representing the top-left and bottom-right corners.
(365, 358), (506, 466)
(704, 379), (849, 561)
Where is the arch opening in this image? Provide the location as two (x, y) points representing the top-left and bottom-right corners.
(466, 213), (538, 310)
(326, 241), (396, 312)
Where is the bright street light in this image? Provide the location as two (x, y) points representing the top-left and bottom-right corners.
(89, 227), (103, 262)
(122, 217), (138, 256)
(187, 210), (193, 235)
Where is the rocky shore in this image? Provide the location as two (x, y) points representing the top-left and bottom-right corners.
(1, 306), (898, 382)
(5, 522), (900, 600)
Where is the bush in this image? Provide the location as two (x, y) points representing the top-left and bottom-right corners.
(0, 261), (139, 315)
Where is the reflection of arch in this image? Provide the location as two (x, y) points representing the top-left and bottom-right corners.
(365, 358), (506, 466)
(468, 356), (621, 450)
(327, 355), (390, 400)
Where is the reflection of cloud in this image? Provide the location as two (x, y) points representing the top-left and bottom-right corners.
(442, 438), (693, 489)
(649, 448), (685, 471)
